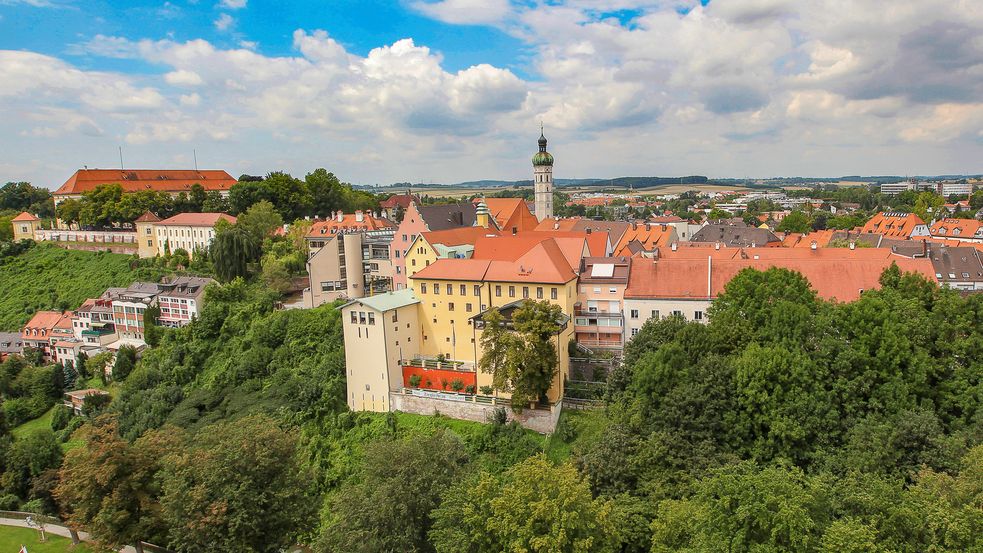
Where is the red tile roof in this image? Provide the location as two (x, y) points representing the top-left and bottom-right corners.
(134, 211), (162, 223)
(481, 198), (540, 232)
(55, 169), (237, 196)
(12, 211), (39, 222)
(612, 224), (675, 256)
(21, 310), (73, 339)
(861, 212), (927, 239)
(625, 252), (936, 303)
(930, 218), (983, 240)
(411, 238), (577, 284)
(306, 213), (395, 235)
(423, 227), (500, 247)
(156, 213), (236, 226)
(380, 193), (419, 209)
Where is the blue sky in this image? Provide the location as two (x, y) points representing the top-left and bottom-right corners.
(0, 0), (980, 188)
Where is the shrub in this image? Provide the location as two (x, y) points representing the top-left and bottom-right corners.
(58, 417), (85, 443)
(450, 379), (465, 392)
(440, 378), (449, 390)
(480, 385), (493, 396)
(408, 375), (422, 388)
(488, 407), (508, 426)
(0, 493), (20, 510)
(465, 384), (476, 395)
(51, 405), (74, 431)
(425, 379), (433, 388)
(3, 396), (51, 427)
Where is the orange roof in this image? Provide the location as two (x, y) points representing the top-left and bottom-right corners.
(380, 193), (419, 209)
(781, 230), (837, 248)
(134, 211), (161, 223)
(12, 211), (39, 222)
(423, 227), (500, 247)
(55, 169), (237, 196)
(861, 212), (927, 239)
(612, 224), (675, 256)
(930, 218), (983, 240)
(157, 213), (236, 226)
(471, 232), (592, 267)
(482, 198), (539, 232)
(306, 213), (395, 236)
(625, 253), (936, 303)
(411, 238), (576, 284)
(22, 310), (73, 338)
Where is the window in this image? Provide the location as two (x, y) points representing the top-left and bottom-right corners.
(631, 328), (639, 336)
(672, 310), (682, 317)
(396, 267), (402, 274)
(392, 312), (398, 323)
(522, 287), (529, 299)
(434, 283), (439, 295)
(147, 240), (152, 246)
(367, 313), (376, 325)
(359, 312), (366, 324)
(473, 285), (480, 296)
(421, 283), (427, 294)
(402, 234), (408, 241)
(350, 312), (357, 324)
(412, 259), (416, 266)
(509, 286), (515, 298)
(448, 302), (455, 311)
(651, 310), (659, 320)
(551, 287), (558, 300)
(395, 251), (400, 258)
(593, 287), (601, 293)
(630, 309), (639, 319)
(496, 285), (502, 297)
(466, 303), (472, 312)
(609, 287), (617, 293)
(536, 287), (543, 299)
(694, 311), (704, 321)
(460, 284), (467, 295)
(446, 284), (453, 295)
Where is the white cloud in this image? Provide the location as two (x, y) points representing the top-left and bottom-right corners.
(412, 0), (512, 25)
(164, 69), (204, 87)
(219, 0), (246, 9)
(214, 13), (234, 31)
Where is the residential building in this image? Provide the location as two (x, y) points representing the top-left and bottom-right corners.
(153, 212), (236, 257)
(532, 129), (555, 221)
(157, 277), (214, 326)
(612, 222), (677, 256)
(926, 246), (983, 291)
(649, 215), (702, 241)
(21, 310), (73, 361)
(340, 289), (421, 412)
(379, 192), (419, 220)
(390, 201), (480, 289)
(0, 332), (23, 361)
(483, 198), (540, 233)
(304, 211), (397, 307)
(535, 218), (628, 253)
(72, 293), (119, 340)
(623, 249), (937, 337)
(861, 212), (930, 239)
(11, 212), (41, 241)
(63, 389), (110, 415)
(930, 218), (983, 243)
(111, 282), (161, 342)
(575, 257), (630, 350)
(936, 181), (973, 197)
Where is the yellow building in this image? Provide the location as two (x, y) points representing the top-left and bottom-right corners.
(11, 212), (41, 241)
(407, 237), (581, 404)
(134, 211), (161, 258)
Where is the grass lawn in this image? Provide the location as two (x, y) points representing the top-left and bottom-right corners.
(545, 408), (610, 462)
(0, 526), (94, 553)
(11, 406), (55, 440)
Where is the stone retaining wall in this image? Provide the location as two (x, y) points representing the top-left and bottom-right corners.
(391, 392), (562, 434)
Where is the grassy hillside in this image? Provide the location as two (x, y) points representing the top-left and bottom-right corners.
(0, 243), (171, 331)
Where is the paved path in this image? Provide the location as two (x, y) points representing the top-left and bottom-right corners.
(0, 517), (137, 553)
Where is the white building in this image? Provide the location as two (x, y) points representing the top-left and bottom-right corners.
(532, 130), (554, 221)
(154, 213), (236, 257)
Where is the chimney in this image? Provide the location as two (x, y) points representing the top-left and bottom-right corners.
(632, 222), (638, 230)
(810, 241), (817, 250)
(585, 228), (592, 235)
(553, 222), (560, 230)
(849, 241), (855, 250)
(337, 211), (344, 223)
(714, 242), (720, 250)
(355, 210), (364, 222)
(671, 242), (678, 252)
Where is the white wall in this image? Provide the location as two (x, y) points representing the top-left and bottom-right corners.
(623, 297), (711, 337)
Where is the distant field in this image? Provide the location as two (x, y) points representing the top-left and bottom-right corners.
(413, 183), (752, 198)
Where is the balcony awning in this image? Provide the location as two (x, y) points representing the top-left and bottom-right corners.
(470, 299), (569, 333)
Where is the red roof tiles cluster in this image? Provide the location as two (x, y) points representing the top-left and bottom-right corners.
(861, 212), (928, 239)
(307, 212), (395, 236)
(411, 237), (578, 284)
(55, 169), (237, 196)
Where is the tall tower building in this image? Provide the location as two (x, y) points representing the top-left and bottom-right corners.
(532, 127), (554, 221)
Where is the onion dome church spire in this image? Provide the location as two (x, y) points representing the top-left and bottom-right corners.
(532, 123), (554, 221)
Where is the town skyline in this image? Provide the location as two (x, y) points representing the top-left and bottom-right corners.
(2, 0), (982, 189)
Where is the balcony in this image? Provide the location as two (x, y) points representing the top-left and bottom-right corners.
(401, 356), (477, 393)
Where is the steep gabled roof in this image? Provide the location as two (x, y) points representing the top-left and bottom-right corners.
(12, 211), (39, 222)
(307, 212), (394, 235)
(691, 224), (781, 247)
(417, 203), (477, 231)
(134, 211), (161, 223)
(411, 238), (576, 285)
(55, 169), (237, 196)
(930, 218), (983, 240)
(862, 212), (927, 239)
(482, 198), (539, 232)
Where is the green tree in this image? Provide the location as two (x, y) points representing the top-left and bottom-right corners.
(776, 210), (812, 233)
(320, 432), (469, 553)
(112, 345), (138, 382)
(5, 430), (62, 497)
(430, 455), (617, 553)
(211, 225), (261, 282)
(237, 200), (284, 242)
(160, 414), (315, 553)
(55, 416), (180, 553)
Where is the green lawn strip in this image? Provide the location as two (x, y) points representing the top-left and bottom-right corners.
(0, 525), (94, 553)
(11, 406), (55, 440)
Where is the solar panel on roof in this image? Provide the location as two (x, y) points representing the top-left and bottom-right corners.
(591, 263), (615, 278)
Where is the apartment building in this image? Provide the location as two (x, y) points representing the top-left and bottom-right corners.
(0, 332), (24, 361)
(304, 211), (396, 307)
(390, 202), (479, 290)
(575, 257), (630, 350)
(930, 218), (983, 243)
(861, 212), (930, 239)
(157, 277), (213, 326)
(153, 213), (236, 257)
(72, 292), (121, 346)
(112, 282), (161, 342)
(20, 311), (73, 361)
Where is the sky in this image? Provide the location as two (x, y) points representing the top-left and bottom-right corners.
(0, 0), (981, 189)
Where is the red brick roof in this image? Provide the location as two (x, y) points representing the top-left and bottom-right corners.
(625, 252), (936, 303)
(423, 227), (501, 247)
(380, 193), (419, 209)
(930, 218), (983, 240)
(612, 224), (675, 256)
(12, 211), (39, 222)
(861, 212), (927, 239)
(134, 211), (162, 223)
(307, 213), (395, 235)
(21, 310), (73, 339)
(411, 238), (577, 284)
(481, 198), (540, 232)
(156, 213), (236, 226)
(55, 169), (237, 196)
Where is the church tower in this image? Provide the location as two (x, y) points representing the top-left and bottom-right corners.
(532, 127), (554, 221)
